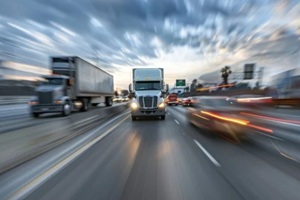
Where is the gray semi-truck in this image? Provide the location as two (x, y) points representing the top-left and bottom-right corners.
(29, 56), (113, 117)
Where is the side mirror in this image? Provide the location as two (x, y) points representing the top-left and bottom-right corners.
(129, 84), (133, 93)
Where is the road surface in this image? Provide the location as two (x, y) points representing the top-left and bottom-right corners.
(1, 105), (300, 200)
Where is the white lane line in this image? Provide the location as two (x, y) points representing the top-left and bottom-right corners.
(256, 131), (285, 141)
(270, 140), (299, 163)
(273, 121), (300, 127)
(168, 112), (171, 115)
(8, 114), (130, 200)
(76, 115), (99, 124)
(193, 139), (221, 167)
(174, 119), (180, 125)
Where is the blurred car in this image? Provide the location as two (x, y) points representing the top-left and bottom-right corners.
(187, 96), (273, 142)
(181, 97), (192, 107)
(165, 93), (179, 105)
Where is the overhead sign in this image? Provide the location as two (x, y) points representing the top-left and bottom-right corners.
(176, 79), (186, 86)
(244, 63), (255, 80)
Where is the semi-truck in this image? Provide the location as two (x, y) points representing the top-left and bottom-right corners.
(129, 68), (168, 120)
(29, 56), (114, 117)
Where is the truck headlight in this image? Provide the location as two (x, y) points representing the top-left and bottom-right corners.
(131, 102), (139, 109)
(28, 101), (38, 105)
(158, 102), (165, 108)
(54, 100), (62, 104)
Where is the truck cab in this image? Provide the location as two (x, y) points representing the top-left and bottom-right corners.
(29, 75), (72, 118)
(130, 68), (168, 120)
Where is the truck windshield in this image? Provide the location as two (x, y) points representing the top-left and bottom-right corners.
(135, 81), (161, 90)
(40, 78), (64, 86)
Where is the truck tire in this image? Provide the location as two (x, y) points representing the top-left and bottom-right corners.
(161, 115), (165, 120)
(32, 113), (39, 118)
(132, 116), (137, 121)
(105, 97), (113, 107)
(92, 103), (99, 107)
(62, 102), (71, 116)
(81, 98), (89, 112)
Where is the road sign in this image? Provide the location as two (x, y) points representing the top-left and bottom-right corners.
(244, 63), (255, 80)
(176, 79), (186, 86)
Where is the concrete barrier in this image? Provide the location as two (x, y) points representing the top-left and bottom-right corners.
(0, 104), (129, 174)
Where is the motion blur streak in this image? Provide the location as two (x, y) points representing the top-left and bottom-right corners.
(241, 112), (300, 125)
(193, 113), (210, 121)
(247, 124), (273, 134)
(196, 84), (235, 92)
(237, 97), (273, 103)
(201, 111), (249, 125)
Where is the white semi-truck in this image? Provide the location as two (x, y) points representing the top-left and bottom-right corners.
(129, 68), (168, 120)
(29, 56), (113, 117)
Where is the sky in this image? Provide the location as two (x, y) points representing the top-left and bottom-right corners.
(0, 0), (300, 89)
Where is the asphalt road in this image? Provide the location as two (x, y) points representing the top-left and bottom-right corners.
(1, 105), (300, 200)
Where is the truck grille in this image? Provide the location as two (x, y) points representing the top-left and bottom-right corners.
(38, 91), (53, 104)
(139, 96), (158, 108)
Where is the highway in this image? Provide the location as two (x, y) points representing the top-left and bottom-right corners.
(1, 105), (300, 200)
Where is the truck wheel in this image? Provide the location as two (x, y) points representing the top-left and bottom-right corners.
(132, 116), (137, 121)
(161, 115), (165, 120)
(81, 98), (89, 112)
(62, 102), (71, 116)
(105, 97), (113, 107)
(92, 103), (99, 107)
(32, 113), (39, 118)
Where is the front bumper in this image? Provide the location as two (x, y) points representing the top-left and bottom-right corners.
(131, 108), (166, 117)
(31, 104), (63, 113)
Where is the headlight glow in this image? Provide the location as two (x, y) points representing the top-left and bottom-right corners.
(158, 102), (165, 108)
(131, 102), (138, 109)
(54, 100), (63, 104)
(28, 101), (38, 105)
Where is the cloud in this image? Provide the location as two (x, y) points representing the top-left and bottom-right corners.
(0, 0), (300, 87)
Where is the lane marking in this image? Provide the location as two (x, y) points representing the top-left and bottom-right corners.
(280, 152), (298, 162)
(8, 114), (130, 200)
(270, 139), (299, 163)
(193, 139), (221, 167)
(255, 131), (284, 141)
(76, 115), (99, 124)
(174, 119), (180, 125)
(167, 112), (171, 115)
